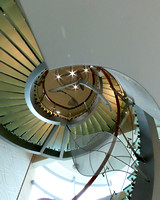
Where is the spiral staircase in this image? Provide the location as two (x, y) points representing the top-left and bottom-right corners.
(0, 1), (160, 200)
(0, 0), (127, 158)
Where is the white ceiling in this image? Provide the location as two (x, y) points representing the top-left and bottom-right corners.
(20, 0), (160, 108)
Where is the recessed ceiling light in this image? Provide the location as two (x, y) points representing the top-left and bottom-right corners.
(56, 111), (60, 114)
(69, 70), (76, 77)
(73, 85), (78, 89)
(56, 74), (61, 79)
(84, 68), (89, 73)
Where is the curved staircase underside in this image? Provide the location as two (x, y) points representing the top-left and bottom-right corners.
(0, 0), (128, 159)
(1, 1), (160, 200)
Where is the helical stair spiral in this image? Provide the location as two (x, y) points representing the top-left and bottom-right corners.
(0, 1), (159, 200)
(0, 0), (127, 158)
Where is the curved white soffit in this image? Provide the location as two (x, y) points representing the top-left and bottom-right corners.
(107, 68), (160, 121)
(19, 0), (160, 107)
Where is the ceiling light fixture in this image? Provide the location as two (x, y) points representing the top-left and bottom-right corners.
(73, 85), (78, 90)
(69, 70), (76, 77)
(84, 68), (89, 73)
(56, 74), (61, 79)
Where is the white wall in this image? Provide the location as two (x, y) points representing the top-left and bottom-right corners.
(0, 139), (32, 200)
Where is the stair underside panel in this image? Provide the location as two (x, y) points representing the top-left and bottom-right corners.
(0, 109), (31, 124)
(97, 107), (115, 127)
(0, 82), (24, 94)
(5, 114), (35, 131)
(0, 33), (35, 71)
(14, 118), (40, 136)
(37, 124), (54, 145)
(90, 115), (102, 133)
(0, 12), (40, 67)
(0, 91), (24, 99)
(21, 121), (47, 141)
(85, 118), (96, 134)
(81, 121), (89, 135)
(93, 111), (110, 132)
(99, 101), (117, 119)
(47, 126), (65, 151)
(0, 60), (28, 81)
(0, 73), (26, 87)
(0, 104), (28, 116)
(2, 3), (43, 61)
